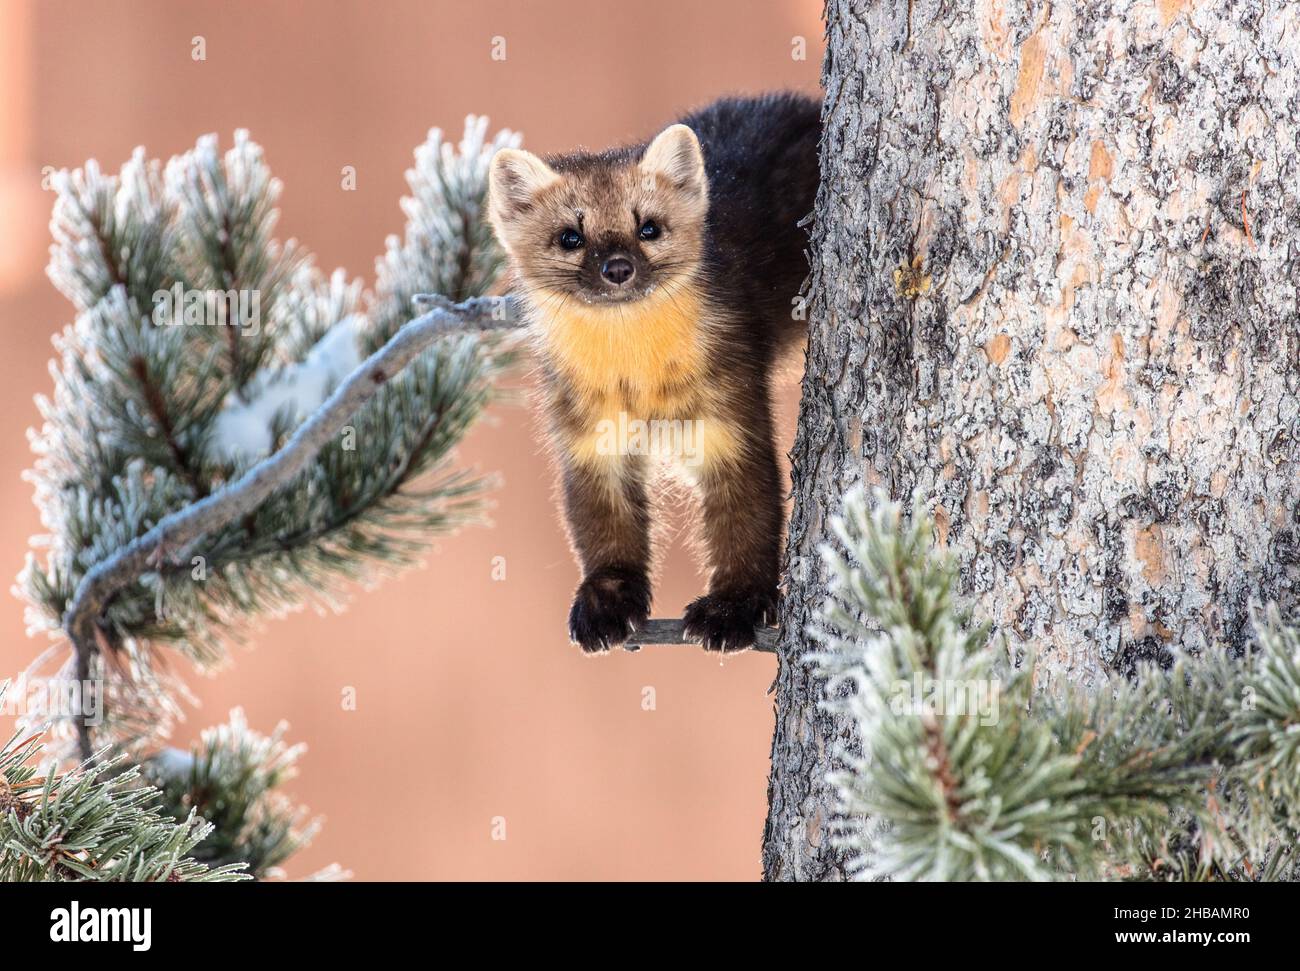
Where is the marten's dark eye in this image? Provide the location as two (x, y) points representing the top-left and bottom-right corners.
(638, 220), (661, 241)
(558, 228), (584, 250)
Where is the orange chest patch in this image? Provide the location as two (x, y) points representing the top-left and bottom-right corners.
(534, 287), (708, 416)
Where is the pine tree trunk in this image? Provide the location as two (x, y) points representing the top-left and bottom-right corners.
(763, 0), (1300, 880)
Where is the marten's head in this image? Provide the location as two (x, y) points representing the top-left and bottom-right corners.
(488, 125), (708, 308)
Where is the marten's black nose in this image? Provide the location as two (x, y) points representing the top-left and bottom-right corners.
(600, 256), (635, 286)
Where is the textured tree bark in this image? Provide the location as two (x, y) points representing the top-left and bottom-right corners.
(763, 0), (1300, 880)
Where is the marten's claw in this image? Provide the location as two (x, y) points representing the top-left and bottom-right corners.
(682, 589), (778, 652)
(567, 567), (651, 653)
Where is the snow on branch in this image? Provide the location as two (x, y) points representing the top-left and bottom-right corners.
(26, 120), (523, 761)
(62, 294), (520, 757)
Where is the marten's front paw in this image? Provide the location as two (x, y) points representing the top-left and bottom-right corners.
(568, 567), (651, 653)
(682, 588), (778, 652)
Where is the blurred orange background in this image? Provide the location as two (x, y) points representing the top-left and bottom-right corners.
(0, 0), (823, 879)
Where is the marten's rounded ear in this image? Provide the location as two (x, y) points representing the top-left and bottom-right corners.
(640, 124), (706, 198)
(488, 148), (560, 222)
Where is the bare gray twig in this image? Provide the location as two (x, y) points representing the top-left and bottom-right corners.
(622, 619), (779, 653)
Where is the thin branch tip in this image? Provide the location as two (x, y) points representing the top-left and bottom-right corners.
(622, 618), (779, 654)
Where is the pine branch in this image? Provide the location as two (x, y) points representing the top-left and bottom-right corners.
(142, 709), (323, 879)
(63, 294), (520, 759)
(0, 693), (249, 883)
(21, 120), (531, 765)
(127, 354), (208, 497)
(811, 487), (1300, 882)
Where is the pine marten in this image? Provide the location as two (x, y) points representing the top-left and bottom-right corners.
(488, 93), (821, 652)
